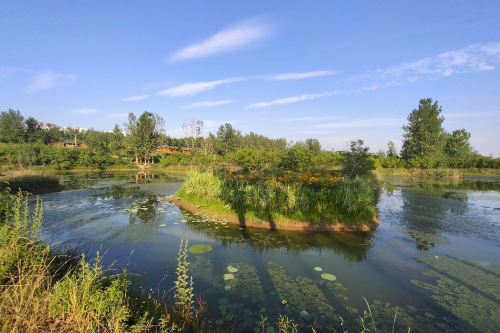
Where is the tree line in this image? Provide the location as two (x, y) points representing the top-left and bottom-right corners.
(0, 98), (498, 171)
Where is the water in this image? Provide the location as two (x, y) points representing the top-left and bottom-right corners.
(39, 172), (500, 332)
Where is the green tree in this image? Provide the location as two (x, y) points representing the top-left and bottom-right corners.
(305, 138), (321, 153)
(24, 117), (41, 143)
(125, 111), (164, 166)
(445, 129), (471, 158)
(216, 123), (240, 155)
(401, 98), (446, 167)
(386, 141), (398, 157)
(0, 109), (25, 143)
(342, 140), (374, 178)
(280, 144), (312, 171)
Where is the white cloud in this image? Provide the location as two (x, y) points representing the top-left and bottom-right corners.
(269, 70), (333, 81)
(360, 42), (500, 85)
(316, 117), (403, 129)
(71, 108), (98, 115)
(247, 91), (343, 108)
(121, 94), (148, 102)
(184, 100), (233, 110)
(158, 77), (242, 97)
(107, 113), (129, 118)
(169, 19), (270, 61)
(26, 71), (76, 93)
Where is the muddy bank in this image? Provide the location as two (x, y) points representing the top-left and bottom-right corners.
(165, 197), (379, 233)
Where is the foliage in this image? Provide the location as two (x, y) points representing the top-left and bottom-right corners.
(342, 140), (375, 178)
(174, 239), (195, 323)
(0, 109), (25, 143)
(401, 98), (446, 167)
(178, 171), (377, 224)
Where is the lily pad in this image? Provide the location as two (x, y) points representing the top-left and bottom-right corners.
(314, 266), (323, 272)
(320, 273), (337, 281)
(227, 265), (239, 273)
(223, 273), (235, 281)
(187, 244), (213, 254)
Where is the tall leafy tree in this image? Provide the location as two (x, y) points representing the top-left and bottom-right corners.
(305, 138), (321, 153)
(342, 140), (374, 178)
(0, 109), (25, 143)
(445, 129), (472, 158)
(401, 98), (446, 167)
(24, 116), (41, 143)
(125, 111), (164, 166)
(386, 141), (398, 157)
(216, 123), (240, 155)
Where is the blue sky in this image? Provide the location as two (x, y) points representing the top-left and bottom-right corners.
(1, 1), (499, 155)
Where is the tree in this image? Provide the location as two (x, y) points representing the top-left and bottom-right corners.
(183, 119), (203, 153)
(216, 123), (240, 155)
(305, 138), (321, 153)
(0, 109), (25, 143)
(342, 140), (374, 178)
(386, 141), (398, 157)
(280, 144), (313, 171)
(401, 98), (446, 167)
(24, 117), (41, 143)
(445, 129), (471, 158)
(125, 111), (165, 167)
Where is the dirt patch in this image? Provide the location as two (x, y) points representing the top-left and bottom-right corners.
(164, 197), (379, 233)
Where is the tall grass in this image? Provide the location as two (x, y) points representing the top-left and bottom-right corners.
(178, 171), (377, 224)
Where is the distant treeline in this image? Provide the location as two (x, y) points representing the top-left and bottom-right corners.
(0, 98), (498, 171)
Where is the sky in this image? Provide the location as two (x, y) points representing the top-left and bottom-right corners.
(1, 1), (500, 155)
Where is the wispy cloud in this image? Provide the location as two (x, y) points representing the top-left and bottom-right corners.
(170, 19), (270, 62)
(358, 42), (500, 86)
(316, 117), (403, 129)
(247, 91), (343, 109)
(184, 100), (233, 110)
(269, 70), (333, 81)
(121, 94), (148, 102)
(107, 113), (129, 118)
(158, 77), (242, 97)
(26, 71), (76, 93)
(71, 108), (98, 116)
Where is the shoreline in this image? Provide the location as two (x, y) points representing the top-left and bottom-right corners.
(165, 196), (379, 233)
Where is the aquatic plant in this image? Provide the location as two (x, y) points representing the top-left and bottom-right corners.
(411, 255), (500, 332)
(320, 273), (337, 281)
(277, 314), (299, 333)
(187, 244), (213, 254)
(314, 266), (323, 272)
(174, 239), (195, 323)
(223, 273), (234, 281)
(227, 265), (238, 273)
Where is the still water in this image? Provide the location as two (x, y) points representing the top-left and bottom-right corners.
(39, 172), (500, 332)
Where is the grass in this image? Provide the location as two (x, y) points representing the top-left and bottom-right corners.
(376, 168), (464, 179)
(177, 171), (377, 225)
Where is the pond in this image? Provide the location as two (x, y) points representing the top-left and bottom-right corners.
(39, 172), (500, 332)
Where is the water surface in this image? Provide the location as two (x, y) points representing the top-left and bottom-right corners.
(40, 172), (500, 332)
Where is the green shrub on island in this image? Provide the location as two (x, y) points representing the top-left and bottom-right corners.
(178, 171), (377, 224)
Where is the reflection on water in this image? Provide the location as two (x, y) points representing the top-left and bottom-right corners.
(39, 172), (500, 333)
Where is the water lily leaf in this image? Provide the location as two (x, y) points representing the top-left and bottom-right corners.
(187, 244), (213, 254)
(320, 273), (336, 281)
(227, 265), (239, 273)
(223, 273), (235, 281)
(314, 266), (323, 272)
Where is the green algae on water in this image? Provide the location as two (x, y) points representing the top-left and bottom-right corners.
(320, 273), (336, 281)
(187, 244), (213, 254)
